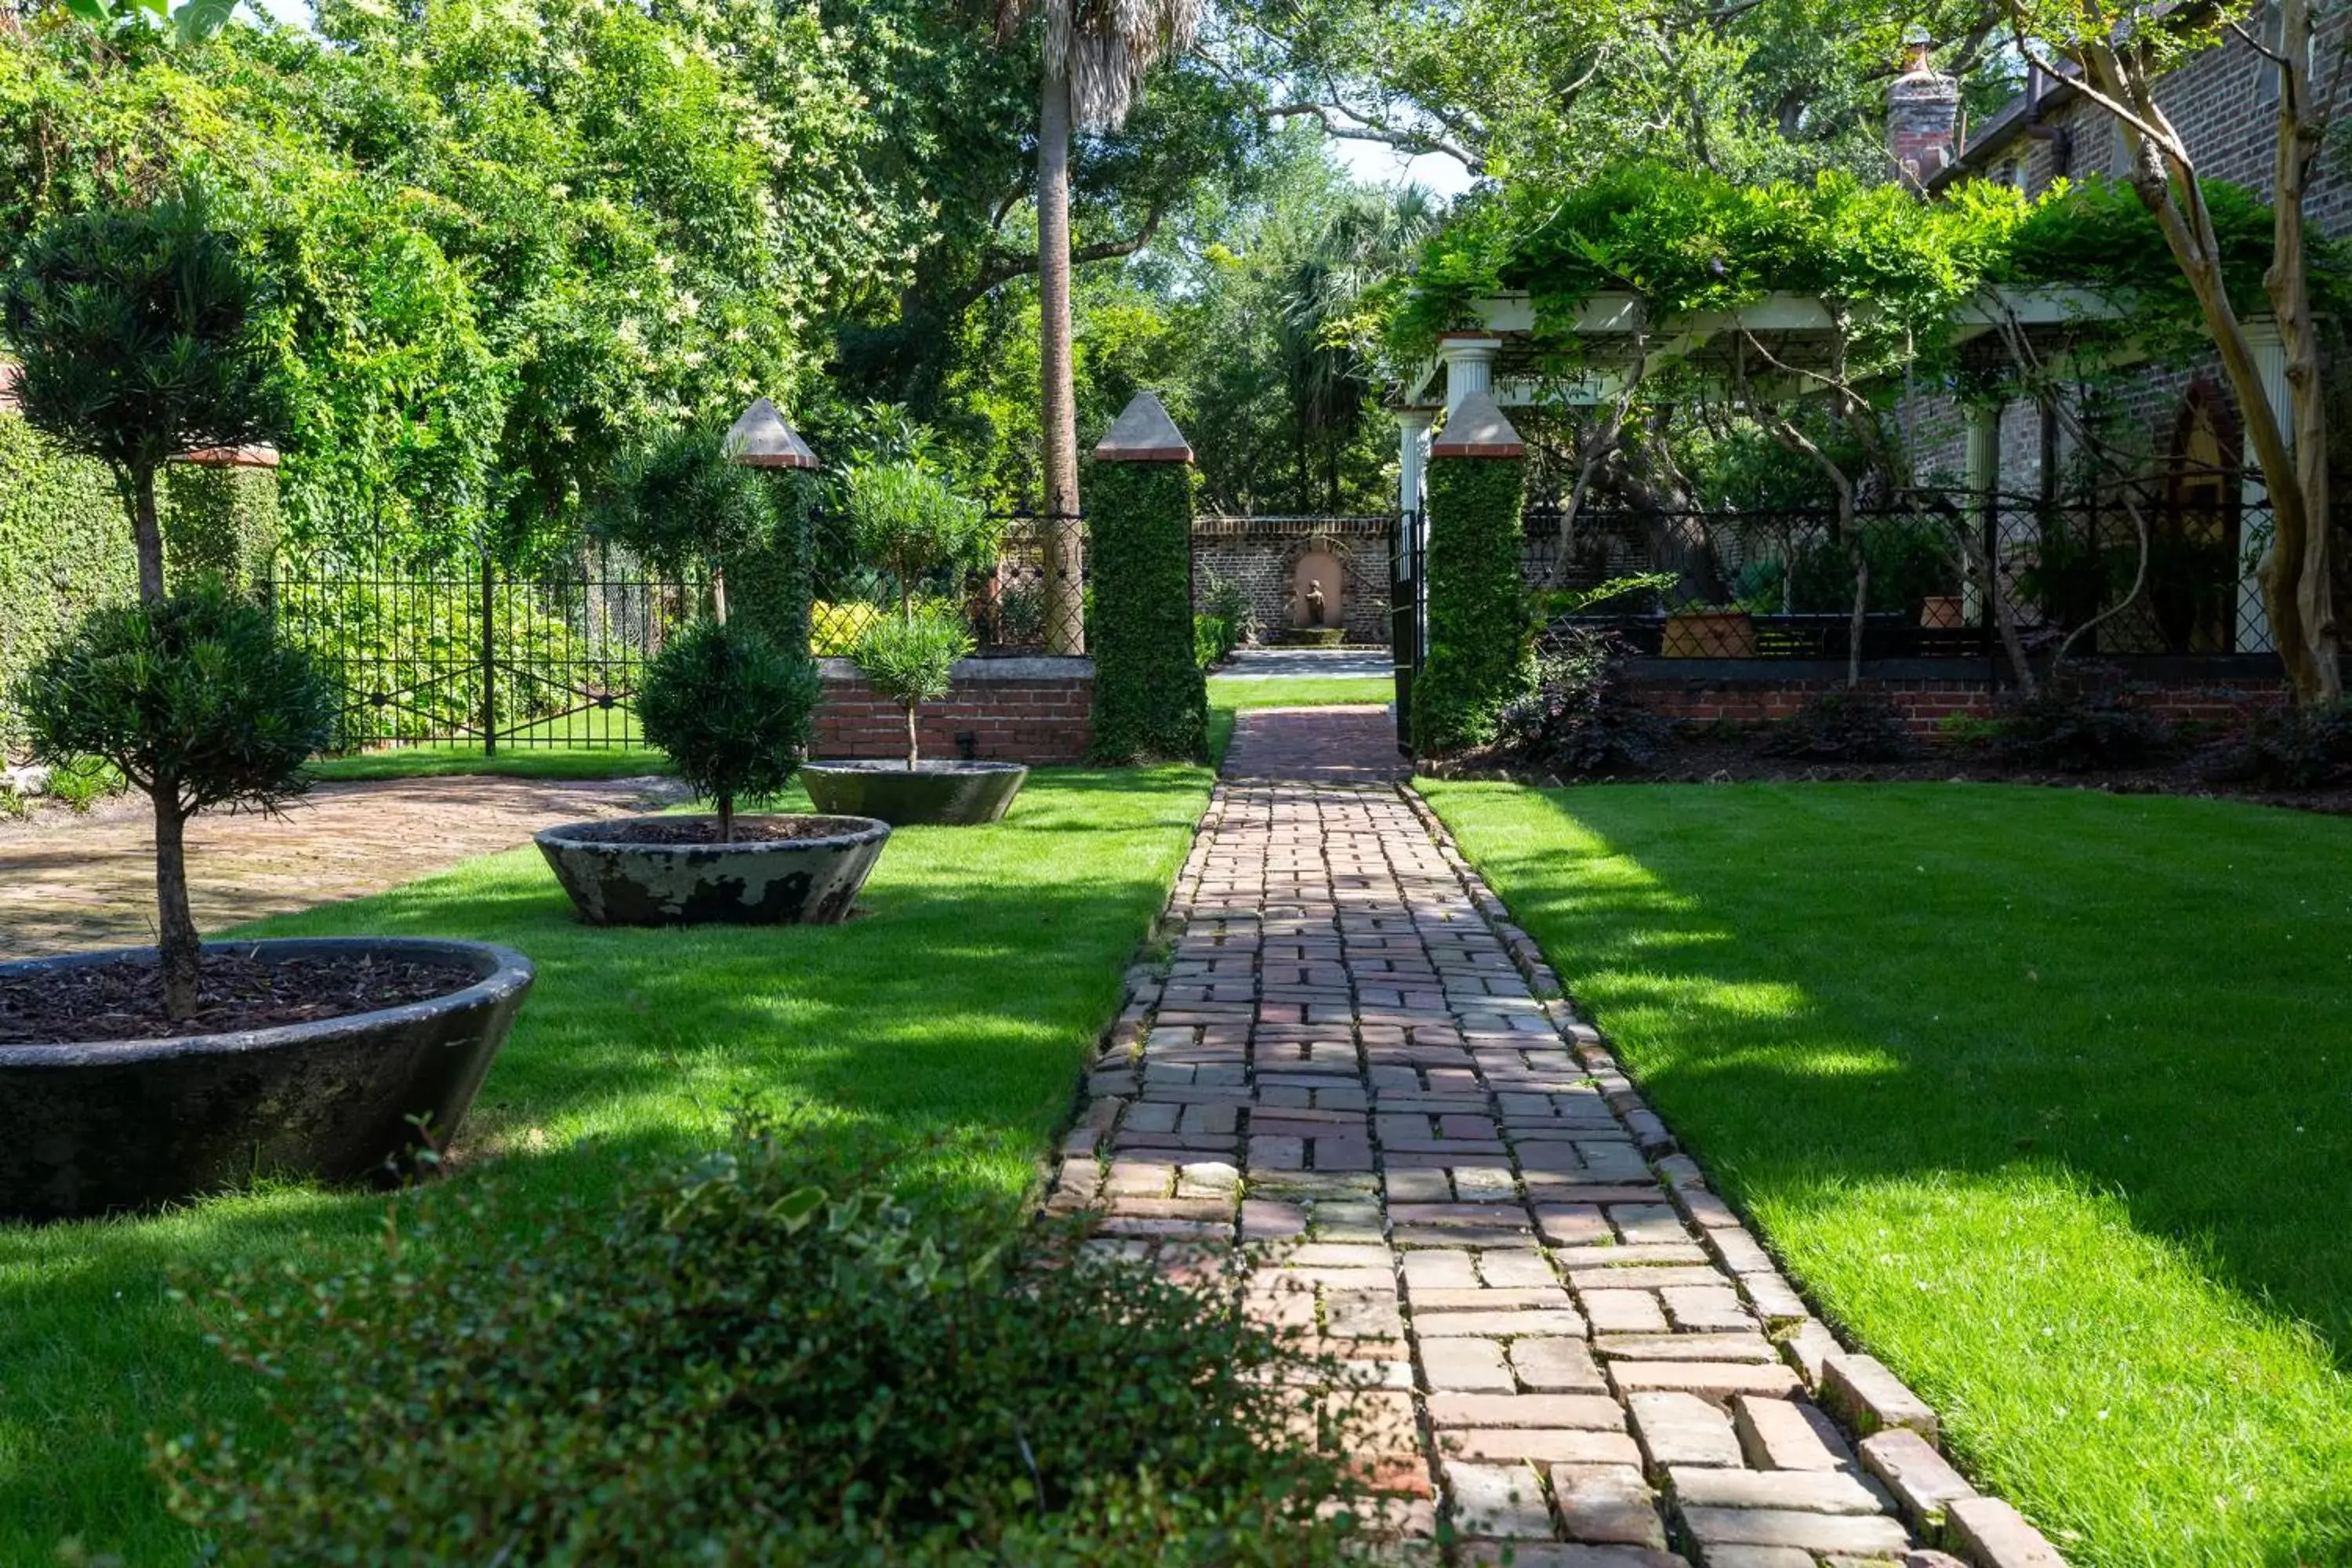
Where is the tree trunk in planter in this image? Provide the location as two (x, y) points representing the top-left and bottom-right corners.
(1088, 394), (1205, 763)
(1412, 394), (1530, 753)
(152, 788), (201, 1020)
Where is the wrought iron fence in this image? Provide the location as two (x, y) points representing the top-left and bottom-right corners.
(806, 508), (1088, 658)
(267, 550), (691, 752)
(1524, 485), (2278, 663)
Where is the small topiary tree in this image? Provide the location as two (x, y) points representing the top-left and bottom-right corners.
(850, 608), (975, 768)
(637, 619), (819, 841)
(595, 418), (780, 627)
(4, 185), (279, 608)
(14, 581), (334, 1019)
(839, 456), (989, 765)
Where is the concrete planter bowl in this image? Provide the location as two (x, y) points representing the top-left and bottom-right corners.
(0, 937), (533, 1222)
(799, 760), (1029, 827)
(535, 814), (890, 927)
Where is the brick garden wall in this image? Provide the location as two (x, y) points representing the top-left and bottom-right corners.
(1626, 659), (2292, 731)
(1192, 516), (1392, 644)
(814, 656), (1093, 764)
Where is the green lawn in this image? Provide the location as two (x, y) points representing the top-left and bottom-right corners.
(1207, 674), (1393, 765)
(0, 765), (1207, 1561)
(1419, 780), (2352, 1568)
(307, 743), (669, 782)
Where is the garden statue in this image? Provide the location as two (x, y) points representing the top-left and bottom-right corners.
(1304, 577), (1327, 627)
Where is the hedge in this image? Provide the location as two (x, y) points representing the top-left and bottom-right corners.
(1410, 453), (1529, 752)
(2, 417), (281, 747)
(1088, 460), (1207, 764)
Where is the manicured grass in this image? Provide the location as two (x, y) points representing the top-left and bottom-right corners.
(0, 765), (1208, 1562)
(307, 743), (669, 782)
(1207, 674), (1393, 765)
(1419, 780), (2352, 1568)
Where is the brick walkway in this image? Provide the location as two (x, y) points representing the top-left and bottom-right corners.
(1051, 708), (2061, 1567)
(0, 775), (663, 960)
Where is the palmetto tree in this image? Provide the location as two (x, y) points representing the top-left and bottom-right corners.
(993, 0), (1200, 654)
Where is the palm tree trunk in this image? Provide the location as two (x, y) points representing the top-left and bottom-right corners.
(1037, 59), (1085, 655)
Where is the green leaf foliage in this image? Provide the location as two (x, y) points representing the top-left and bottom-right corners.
(1087, 460), (1207, 764)
(12, 577), (332, 815)
(1411, 454), (1529, 753)
(3, 184), (280, 503)
(849, 604), (973, 712)
(595, 417), (780, 590)
(636, 618), (818, 826)
(840, 456), (993, 604)
(156, 1123), (1378, 1565)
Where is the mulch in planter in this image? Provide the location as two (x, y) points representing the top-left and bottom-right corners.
(590, 815), (873, 844)
(1, 949), (481, 1047)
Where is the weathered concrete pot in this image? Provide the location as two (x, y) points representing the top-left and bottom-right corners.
(799, 760), (1029, 826)
(535, 814), (889, 926)
(0, 937), (532, 1222)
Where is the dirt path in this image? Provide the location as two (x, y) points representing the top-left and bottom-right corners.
(0, 776), (670, 960)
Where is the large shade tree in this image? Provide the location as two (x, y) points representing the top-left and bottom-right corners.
(993, 0), (1201, 653)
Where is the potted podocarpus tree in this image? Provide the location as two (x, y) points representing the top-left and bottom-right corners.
(0, 190), (535, 1221)
(534, 419), (890, 924)
(800, 456), (1030, 826)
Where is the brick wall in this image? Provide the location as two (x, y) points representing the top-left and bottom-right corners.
(1626, 659), (2291, 731)
(1192, 516), (1392, 644)
(813, 656), (1093, 765)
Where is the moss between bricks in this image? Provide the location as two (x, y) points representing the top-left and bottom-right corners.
(1410, 454), (1530, 753)
(1088, 460), (1207, 764)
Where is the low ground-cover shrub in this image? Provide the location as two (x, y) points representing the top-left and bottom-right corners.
(159, 1124), (1374, 1566)
(1493, 626), (1663, 776)
(1195, 612), (1239, 670)
(2199, 702), (2352, 789)
(1761, 689), (1914, 761)
(1991, 671), (2173, 772)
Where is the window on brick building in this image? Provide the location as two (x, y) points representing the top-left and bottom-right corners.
(2256, 1), (2285, 107)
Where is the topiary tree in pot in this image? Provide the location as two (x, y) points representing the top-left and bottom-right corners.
(15, 582), (336, 1020)
(593, 418), (781, 628)
(637, 618), (819, 843)
(799, 456), (1029, 826)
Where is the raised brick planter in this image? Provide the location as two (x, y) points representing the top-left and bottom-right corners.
(812, 655), (1092, 766)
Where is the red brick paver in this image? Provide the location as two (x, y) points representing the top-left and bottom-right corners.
(1051, 707), (2063, 1566)
(0, 775), (660, 959)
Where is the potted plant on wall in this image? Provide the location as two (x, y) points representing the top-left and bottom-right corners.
(535, 419), (890, 925)
(800, 456), (1029, 826)
(0, 190), (535, 1221)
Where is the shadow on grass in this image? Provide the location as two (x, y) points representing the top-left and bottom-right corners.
(1427, 779), (2352, 1567)
(0, 765), (1209, 1562)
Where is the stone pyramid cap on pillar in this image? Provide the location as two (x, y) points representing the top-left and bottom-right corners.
(1429, 391), (1524, 459)
(726, 397), (818, 470)
(1093, 392), (1193, 463)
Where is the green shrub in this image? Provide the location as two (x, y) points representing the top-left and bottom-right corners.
(14, 580), (333, 1016)
(637, 619), (818, 840)
(46, 757), (128, 812)
(596, 418), (785, 626)
(1760, 689), (1915, 761)
(2199, 702), (2352, 789)
(850, 606), (975, 767)
(1194, 612), (1236, 670)
(841, 457), (992, 612)
(1412, 455), (1530, 753)
(1089, 460), (1207, 763)
(1992, 670), (2173, 772)
(1492, 626), (1663, 776)
(158, 1124), (1376, 1566)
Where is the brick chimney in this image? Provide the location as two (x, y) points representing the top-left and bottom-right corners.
(1887, 27), (1959, 189)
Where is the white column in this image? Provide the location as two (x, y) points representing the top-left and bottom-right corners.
(1963, 401), (2002, 625)
(2238, 320), (2287, 652)
(1396, 408), (1433, 517)
(1436, 335), (1502, 413)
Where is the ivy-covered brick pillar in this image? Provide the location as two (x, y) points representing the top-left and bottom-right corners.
(1410, 390), (1529, 753)
(724, 396), (820, 658)
(1087, 393), (1207, 763)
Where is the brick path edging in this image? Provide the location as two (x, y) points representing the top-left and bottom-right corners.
(1046, 745), (2067, 1568)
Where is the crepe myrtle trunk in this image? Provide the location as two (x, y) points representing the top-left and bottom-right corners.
(1038, 59), (1086, 656)
(152, 786), (201, 1019)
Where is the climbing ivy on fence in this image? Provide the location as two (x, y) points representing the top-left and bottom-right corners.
(1412, 455), (1530, 753)
(1088, 461), (1207, 764)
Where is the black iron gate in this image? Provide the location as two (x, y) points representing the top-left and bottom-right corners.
(267, 552), (691, 753)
